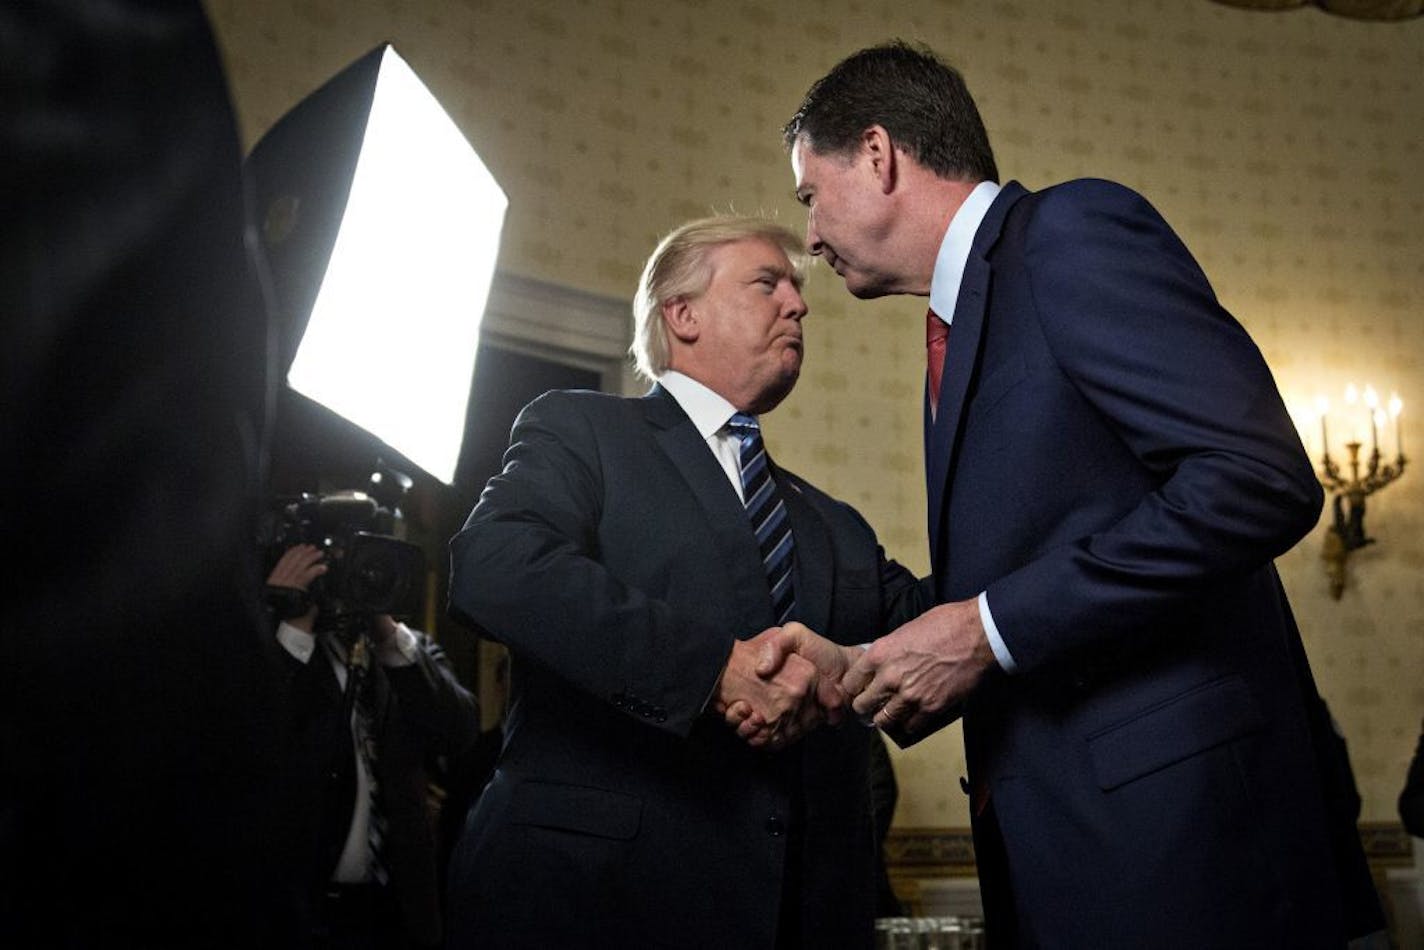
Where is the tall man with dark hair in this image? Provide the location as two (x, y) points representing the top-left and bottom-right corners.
(444, 216), (930, 949)
(770, 40), (1380, 948)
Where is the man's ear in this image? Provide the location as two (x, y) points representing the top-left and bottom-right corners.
(663, 296), (699, 344)
(861, 124), (897, 195)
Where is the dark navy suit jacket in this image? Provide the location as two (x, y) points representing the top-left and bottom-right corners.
(446, 386), (931, 949)
(925, 179), (1375, 947)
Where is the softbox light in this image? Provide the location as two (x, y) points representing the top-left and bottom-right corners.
(247, 43), (506, 485)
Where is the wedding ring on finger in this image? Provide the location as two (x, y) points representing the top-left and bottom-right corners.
(877, 694), (911, 727)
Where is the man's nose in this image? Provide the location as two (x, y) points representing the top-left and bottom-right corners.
(783, 287), (808, 320)
(805, 221), (824, 256)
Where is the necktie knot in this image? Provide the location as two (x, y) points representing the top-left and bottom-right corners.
(726, 412), (759, 439)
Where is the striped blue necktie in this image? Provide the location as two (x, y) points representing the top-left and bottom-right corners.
(727, 413), (797, 624)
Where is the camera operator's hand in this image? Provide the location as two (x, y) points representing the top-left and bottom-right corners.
(368, 613), (422, 668)
(371, 614), (399, 646)
(266, 543), (326, 633)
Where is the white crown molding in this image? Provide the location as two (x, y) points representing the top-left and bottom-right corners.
(481, 271), (642, 395)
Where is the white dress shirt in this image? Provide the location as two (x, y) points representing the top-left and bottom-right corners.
(276, 620), (419, 882)
(928, 181), (1018, 674)
(659, 369), (751, 499)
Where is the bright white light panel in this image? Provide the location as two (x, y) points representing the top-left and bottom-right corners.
(288, 46), (507, 484)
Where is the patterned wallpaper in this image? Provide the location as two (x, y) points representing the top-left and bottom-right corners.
(205, 0), (1424, 826)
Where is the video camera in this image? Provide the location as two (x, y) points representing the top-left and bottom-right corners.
(261, 466), (425, 631)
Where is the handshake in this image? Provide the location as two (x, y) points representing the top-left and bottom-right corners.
(710, 600), (994, 750)
(711, 623), (862, 750)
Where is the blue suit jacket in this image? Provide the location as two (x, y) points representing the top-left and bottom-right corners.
(926, 179), (1371, 947)
(446, 386), (931, 949)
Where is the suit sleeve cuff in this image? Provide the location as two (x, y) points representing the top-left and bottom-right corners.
(979, 591), (1018, 674)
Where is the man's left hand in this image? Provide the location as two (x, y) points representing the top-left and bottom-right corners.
(842, 599), (996, 739)
(370, 613), (400, 646)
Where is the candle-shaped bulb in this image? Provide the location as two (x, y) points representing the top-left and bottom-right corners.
(1315, 396), (1331, 456)
(1292, 404), (1314, 457)
(1369, 397), (1380, 452)
(1341, 384), (1366, 444)
(1390, 394), (1404, 459)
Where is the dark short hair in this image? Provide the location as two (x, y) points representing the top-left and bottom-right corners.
(783, 40), (998, 184)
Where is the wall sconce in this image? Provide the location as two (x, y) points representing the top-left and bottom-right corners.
(1308, 384), (1407, 599)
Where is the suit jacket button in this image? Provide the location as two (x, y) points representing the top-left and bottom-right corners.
(654, 707), (667, 722)
(765, 816), (785, 836)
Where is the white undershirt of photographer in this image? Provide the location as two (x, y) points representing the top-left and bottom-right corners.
(276, 620), (419, 883)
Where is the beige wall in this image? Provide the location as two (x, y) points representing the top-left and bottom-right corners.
(205, 0), (1424, 826)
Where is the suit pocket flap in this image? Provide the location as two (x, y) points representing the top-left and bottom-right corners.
(1086, 676), (1264, 792)
(509, 780), (642, 840)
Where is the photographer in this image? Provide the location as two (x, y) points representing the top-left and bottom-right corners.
(268, 543), (478, 950)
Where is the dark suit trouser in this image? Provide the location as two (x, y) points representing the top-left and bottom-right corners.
(971, 801), (1020, 950)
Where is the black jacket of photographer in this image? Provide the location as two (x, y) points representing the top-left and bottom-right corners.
(271, 616), (479, 947)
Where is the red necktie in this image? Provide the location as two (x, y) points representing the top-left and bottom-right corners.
(926, 308), (949, 407)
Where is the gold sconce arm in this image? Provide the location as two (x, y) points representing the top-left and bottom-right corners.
(1318, 441), (1407, 599)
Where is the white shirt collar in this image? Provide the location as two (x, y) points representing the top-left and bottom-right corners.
(658, 370), (742, 435)
(929, 180), (1002, 323)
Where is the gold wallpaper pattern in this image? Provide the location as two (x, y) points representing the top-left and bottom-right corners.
(206, 0), (1424, 826)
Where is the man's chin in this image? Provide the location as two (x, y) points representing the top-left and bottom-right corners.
(751, 371), (800, 415)
(841, 273), (889, 300)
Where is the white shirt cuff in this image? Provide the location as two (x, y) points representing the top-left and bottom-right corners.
(978, 591), (1017, 674)
(275, 620), (317, 663)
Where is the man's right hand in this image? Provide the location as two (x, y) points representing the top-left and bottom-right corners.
(744, 622), (861, 735)
(266, 544), (326, 633)
(713, 628), (825, 750)
(716, 623), (862, 746)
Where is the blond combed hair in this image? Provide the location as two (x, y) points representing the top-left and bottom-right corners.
(630, 216), (807, 381)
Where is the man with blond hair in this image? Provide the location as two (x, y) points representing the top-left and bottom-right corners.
(444, 216), (929, 948)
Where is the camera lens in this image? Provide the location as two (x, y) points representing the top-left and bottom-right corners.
(339, 532), (424, 616)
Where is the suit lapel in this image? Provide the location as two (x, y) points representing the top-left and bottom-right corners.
(925, 182), (1029, 569)
(644, 385), (774, 634)
(775, 469), (832, 637)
